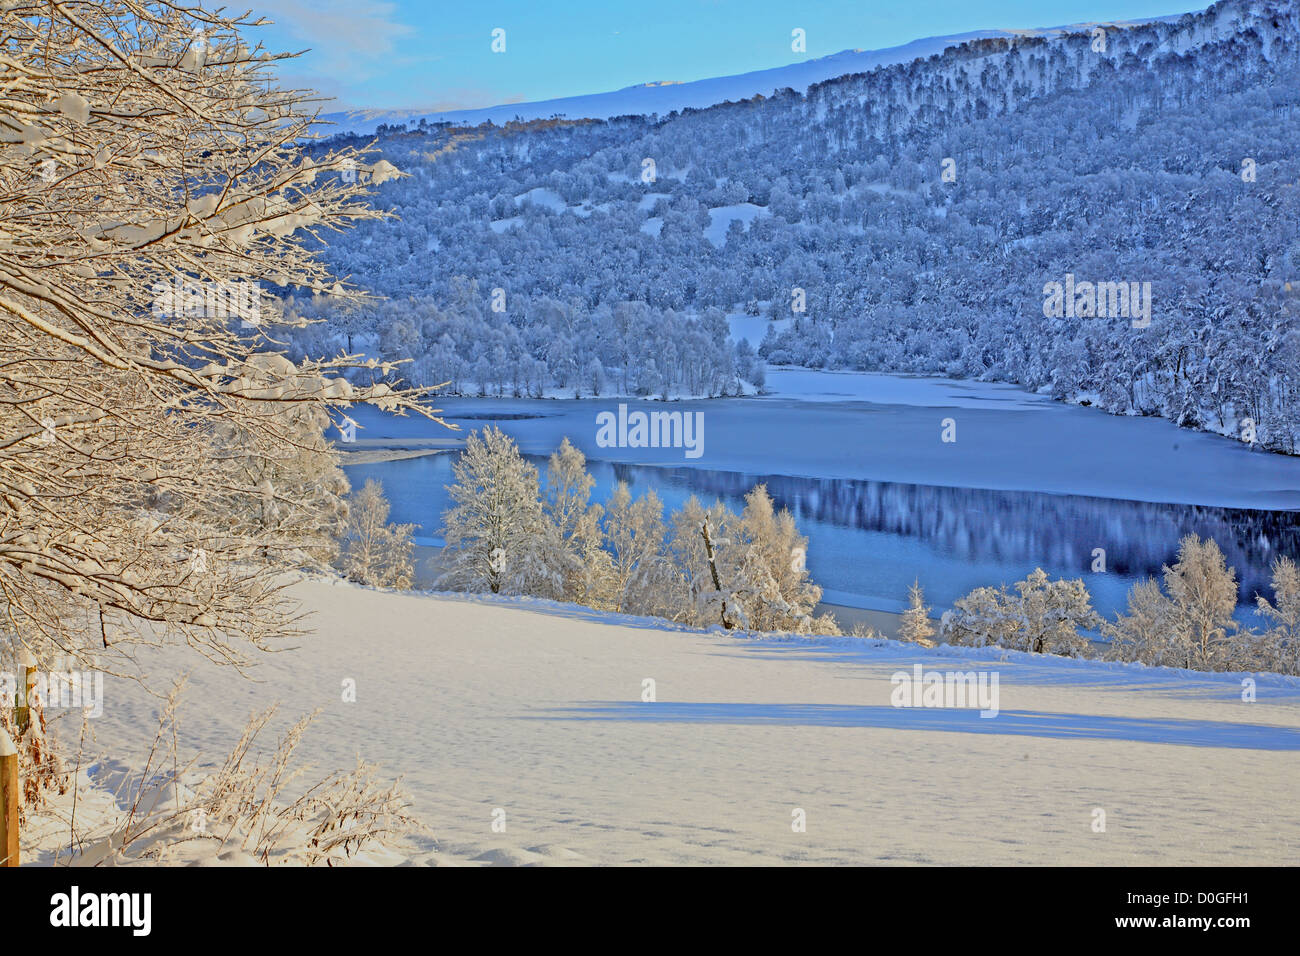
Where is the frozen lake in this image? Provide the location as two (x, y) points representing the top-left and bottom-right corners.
(341, 370), (1300, 619)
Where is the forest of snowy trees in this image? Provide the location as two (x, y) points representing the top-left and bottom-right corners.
(416, 428), (1300, 675)
(295, 0), (1300, 448)
(434, 428), (836, 633)
(940, 535), (1300, 674)
(282, 289), (763, 398)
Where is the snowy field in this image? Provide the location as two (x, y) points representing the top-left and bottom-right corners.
(36, 577), (1300, 866)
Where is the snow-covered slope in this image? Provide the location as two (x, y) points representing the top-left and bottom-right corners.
(31, 576), (1300, 866)
(319, 16), (1176, 135)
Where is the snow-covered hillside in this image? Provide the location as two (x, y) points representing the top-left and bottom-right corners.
(295, 0), (1300, 455)
(29, 576), (1300, 866)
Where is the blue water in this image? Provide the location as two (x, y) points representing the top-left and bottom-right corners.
(335, 381), (1300, 621)
(344, 443), (1298, 622)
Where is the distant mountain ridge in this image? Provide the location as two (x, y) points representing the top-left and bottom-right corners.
(318, 14), (1181, 135)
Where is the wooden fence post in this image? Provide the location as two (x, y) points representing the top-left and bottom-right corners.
(0, 727), (17, 867)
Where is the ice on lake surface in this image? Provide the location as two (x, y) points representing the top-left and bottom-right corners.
(342, 371), (1300, 619)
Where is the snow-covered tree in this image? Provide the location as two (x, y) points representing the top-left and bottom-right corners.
(943, 569), (1098, 656)
(726, 485), (829, 633)
(433, 439), (842, 634)
(655, 489), (834, 634)
(1103, 578), (1176, 666)
(219, 402), (351, 567)
(1013, 568), (1100, 656)
(662, 495), (727, 625)
(1255, 556), (1300, 675)
(941, 585), (1019, 649)
(900, 580), (936, 645)
(439, 427), (555, 595)
(1162, 534), (1239, 670)
(542, 439), (611, 606)
(0, 2), (443, 675)
(338, 480), (415, 589)
(602, 482), (668, 615)
(586, 358), (607, 397)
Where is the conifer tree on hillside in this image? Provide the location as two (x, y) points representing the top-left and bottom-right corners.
(900, 580), (937, 646)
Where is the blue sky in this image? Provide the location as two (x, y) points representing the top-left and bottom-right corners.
(252, 0), (1196, 112)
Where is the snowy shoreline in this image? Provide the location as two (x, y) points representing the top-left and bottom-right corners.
(343, 369), (1300, 511)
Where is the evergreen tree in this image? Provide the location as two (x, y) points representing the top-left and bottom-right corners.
(900, 580), (937, 645)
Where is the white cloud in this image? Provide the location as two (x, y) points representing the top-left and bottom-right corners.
(255, 0), (412, 69)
